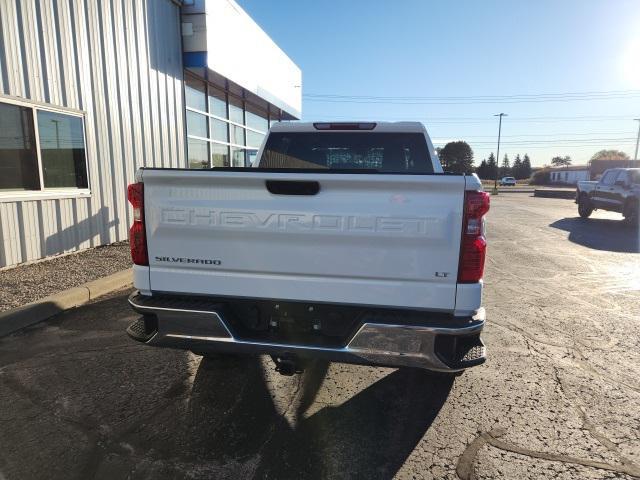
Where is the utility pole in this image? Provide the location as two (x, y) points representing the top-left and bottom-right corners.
(494, 113), (507, 192)
(634, 118), (640, 162)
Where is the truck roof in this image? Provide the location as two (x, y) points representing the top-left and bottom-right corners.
(268, 121), (427, 133)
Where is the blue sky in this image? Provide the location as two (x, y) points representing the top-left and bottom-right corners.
(238, 0), (640, 167)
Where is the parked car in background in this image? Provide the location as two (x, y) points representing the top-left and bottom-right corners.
(125, 121), (490, 376)
(499, 176), (516, 186)
(576, 168), (639, 225)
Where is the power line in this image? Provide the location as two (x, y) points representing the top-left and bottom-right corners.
(431, 131), (638, 139)
(436, 137), (636, 145)
(438, 141), (637, 148)
(302, 114), (639, 124)
(304, 88), (640, 100)
(303, 95), (640, 105)
(303, 89), (640, 105)
(467, 143), (637, 150)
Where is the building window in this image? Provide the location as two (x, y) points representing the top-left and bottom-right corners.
(246, 149), (258, 166)
(208, 86), (227, 119)
(229, 123), (245, 146)
(0, 99), (88, 194)
(37, 110), (88, 189)
(246, 107), (268, 132)
(184, 72), (271, 169)
(231, 146), (246, 167)
(228, 97), (244, 125)
(246, 129), (265, 148)
(210, 118), (229, 142)
(186, 111), (208, 138)
(0, 103), (40, 191)
(185, 76), (206, 111)
(211, 143), (229, 167)
(187, 138), (209, 169)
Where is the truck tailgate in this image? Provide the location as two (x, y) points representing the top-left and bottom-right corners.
(141, 169), (466, 311)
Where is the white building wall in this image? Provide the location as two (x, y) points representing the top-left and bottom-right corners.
(205, 0), (301, 118)
(182, 0), (301, 119)
(0, 0), (185, 268)
(550, 170), (590, 185)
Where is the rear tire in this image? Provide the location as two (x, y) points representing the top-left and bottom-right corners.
(578, 195), (593, 218)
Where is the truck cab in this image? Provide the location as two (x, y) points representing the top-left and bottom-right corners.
(576, 168), (639, 224)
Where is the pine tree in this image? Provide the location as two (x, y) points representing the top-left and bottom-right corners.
(476, 159), (489, 179)
(521, 154), (532, 179)
(512, 154), (523, 179)
(486, 153), (498, 180)
(499, 154), (511, 177)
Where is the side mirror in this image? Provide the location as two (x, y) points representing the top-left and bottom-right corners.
(614, 179), (628, 188)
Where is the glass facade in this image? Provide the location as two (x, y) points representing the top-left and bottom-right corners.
(185, 76), (206, 111)
(187, 138), (209, 169)
(184, 72), (276, 168)
(186, 111), (207, 138)
(246, 109), (268, 132)
(228, 98), (244, 125)
(229, 123), (245, 146)
(246, 129), (265, 149)
(208, 86), (227, 118)
(210, 118), (228, 142)
(211, 143), (229, 168)
(230, 147), (246, 167)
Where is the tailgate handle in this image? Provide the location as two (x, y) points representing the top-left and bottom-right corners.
(266, 180), (320, 196)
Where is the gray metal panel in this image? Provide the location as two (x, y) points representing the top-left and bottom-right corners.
(0, 0), (185, 268)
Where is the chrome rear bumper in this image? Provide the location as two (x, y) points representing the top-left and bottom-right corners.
(127, 292), (486, 371)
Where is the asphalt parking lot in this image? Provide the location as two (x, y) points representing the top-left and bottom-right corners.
(0, 195), (638, 480)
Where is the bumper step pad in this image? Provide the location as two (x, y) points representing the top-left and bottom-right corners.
(126, 316), (157, 342)
(434, 334), (486, 369)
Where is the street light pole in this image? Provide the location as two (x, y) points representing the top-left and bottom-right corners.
(634, 118), (640, 162)
(494, 113), (507, 191)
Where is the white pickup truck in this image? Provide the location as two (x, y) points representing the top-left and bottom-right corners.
(126, 122), (490, 375)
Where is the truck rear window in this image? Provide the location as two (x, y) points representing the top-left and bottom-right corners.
(260, 132), (433, 173)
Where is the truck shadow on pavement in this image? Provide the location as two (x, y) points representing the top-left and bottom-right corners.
(0, 292), (454, 480)
(186, 357), (454, 479)
(549, 217), (639, 253)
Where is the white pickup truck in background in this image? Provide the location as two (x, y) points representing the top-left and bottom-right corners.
(126, 122), (490, 375)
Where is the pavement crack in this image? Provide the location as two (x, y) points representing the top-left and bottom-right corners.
(456, 428), (640, 480)
(553, 366), (640, 472)
(490, 318), (567, 349)
(491, 318), (640, 395)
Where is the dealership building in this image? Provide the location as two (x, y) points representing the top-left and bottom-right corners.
(0, 0), (301, 268)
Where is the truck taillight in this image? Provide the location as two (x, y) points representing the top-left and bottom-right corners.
(458, 191), (490, 283)
(127, 182), (148, 266)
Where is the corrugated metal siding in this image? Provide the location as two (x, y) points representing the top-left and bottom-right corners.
(0, 0), (185, 268)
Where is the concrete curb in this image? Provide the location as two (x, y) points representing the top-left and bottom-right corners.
(493, 189), (535, 193)
(0, 268), (132, 337)
(534, 189), (576, 199)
